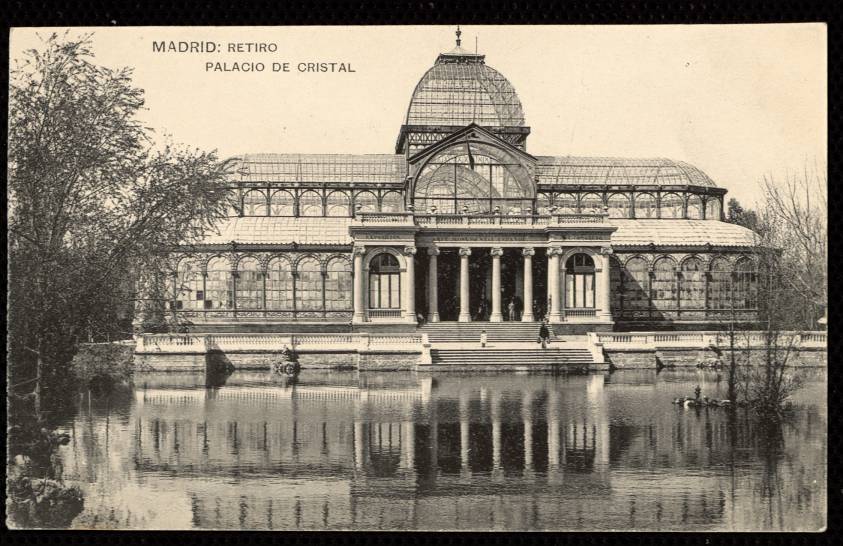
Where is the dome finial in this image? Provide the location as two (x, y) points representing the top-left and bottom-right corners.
(455, 25), (462, 47)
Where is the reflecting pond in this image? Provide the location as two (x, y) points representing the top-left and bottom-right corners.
(55, 369), (826, 531)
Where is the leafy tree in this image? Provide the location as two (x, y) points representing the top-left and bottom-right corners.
(8, 32), (233, 412)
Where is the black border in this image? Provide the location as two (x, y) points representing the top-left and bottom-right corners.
(1, 1), (839, 545)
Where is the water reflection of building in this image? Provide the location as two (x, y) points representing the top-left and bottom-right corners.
(59, 371), (826, 530)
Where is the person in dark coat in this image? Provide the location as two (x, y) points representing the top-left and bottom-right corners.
(538, 320), (551, 349)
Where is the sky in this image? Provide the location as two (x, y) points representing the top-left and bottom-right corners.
(9, 24), (827, 207)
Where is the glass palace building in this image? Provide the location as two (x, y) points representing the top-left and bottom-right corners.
(162, 34), (760, 334)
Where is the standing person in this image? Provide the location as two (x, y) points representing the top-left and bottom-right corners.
(538, 320), (551, 349)
(480, 329), (487, 348)
(507, 298), (516, 321)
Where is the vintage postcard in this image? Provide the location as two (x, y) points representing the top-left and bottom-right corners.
(6, 24), (827, 531)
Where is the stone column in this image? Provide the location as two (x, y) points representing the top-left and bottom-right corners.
(522, 247), (535, 322)
(403, 246), (417, 322)
(352, 246), (366, 323)
(427, 246), (440, 323)
(458, 247), (472, 322)
(490, 247), (504, 322)
(599, 247), (613, 321)
(548, 246), (562, 322)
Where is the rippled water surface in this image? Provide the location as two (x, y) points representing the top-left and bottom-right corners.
(55, 369), (826, 531)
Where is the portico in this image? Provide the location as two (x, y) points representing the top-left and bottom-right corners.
(348, 209), (617, 328)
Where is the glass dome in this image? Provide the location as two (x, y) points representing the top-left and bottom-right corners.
(404, 48), (526, 128)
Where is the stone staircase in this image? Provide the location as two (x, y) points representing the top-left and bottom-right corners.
(420, 321), (549, 343)
(428, 347), (595, 370)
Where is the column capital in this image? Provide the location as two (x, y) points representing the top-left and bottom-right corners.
(547, 246), (564, 257)
(522, 247), (536, 257)
(459, 247), (472, 257)
(403, 245), (417, 256)
(490, 247), (504, 257)
(600, 246), (614, 255)
(352, 245), (367, 256)
(427, 246), (441, 257)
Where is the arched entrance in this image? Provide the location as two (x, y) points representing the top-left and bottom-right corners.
(564, 253), (596, 309)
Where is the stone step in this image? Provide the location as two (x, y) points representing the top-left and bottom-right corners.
(431, 349), (593, 365)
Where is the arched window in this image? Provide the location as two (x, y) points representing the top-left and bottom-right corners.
(205, 257), (233, 310)
(610, 256), (623, 316)
(680, 257), (705, 312)
(708, 257), (732, 314)
(413, 141), (534, 214)
(243, 190), (268, 216)
(266, 257), (294, 310)
(381, 191), (404, 213)
(536, 193), (552, 214)
(555, 193), (578, 214)
(565, 253), (595, 308)
(687, 195), (704, 219)
(622, 257), (650, 315)
(299, 191), (323, 217)
(270, 190), (295, 216)
(634, 193), (657, 218)
(706, 197), (722, 221)
(368, 253), (401, 309)
(174, 259), (203, 311)
(355, 191), (378, 213)
(296, 257), (323, 311)
(652, 258), (677, 312)
(325, 257), (353, 311)
(325, 191), (351, 217)
(580, 193), (604, 214)
(734, 258), (758, 310)
(236, 257), (263, 310)
(607, 194), (631, 218)
(660, 193), (684, 218)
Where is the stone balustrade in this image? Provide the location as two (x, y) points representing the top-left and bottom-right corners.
(354, 211), (606, 228)
(137, 332), (425, 354)
(595, 330), (827, 350)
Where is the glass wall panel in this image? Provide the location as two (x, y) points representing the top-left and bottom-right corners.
(622, 257), (649, 314)
(270, 190), (295, 216)
(555, 193), (578, 214)
(295, 257), (323, 311)
(355, 191), (378, 213)
(236, 257), (263, 309)
(680, 257), (705, 310)
(734, 258), (758, 310)
(205, 257), (233, 310)
(634, 193), (657, 218)
(325, 191), (351, 217)
(381, 191), (404, 212)
(651, 258), (677, 311)
(660, 193), (684, 218)
(243, 190), (268, 216)
(687, 195), (704, 219)
(175, 259), (204, 311)
(607, 193), (631, 218)
(580, 193), (604, 214)
(266, 257), (294, 310)
(299, 191), (323, 217)
(325, 257), (353, 310)
(706, 197), (722, 221)
(708, 257), (732, 312)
